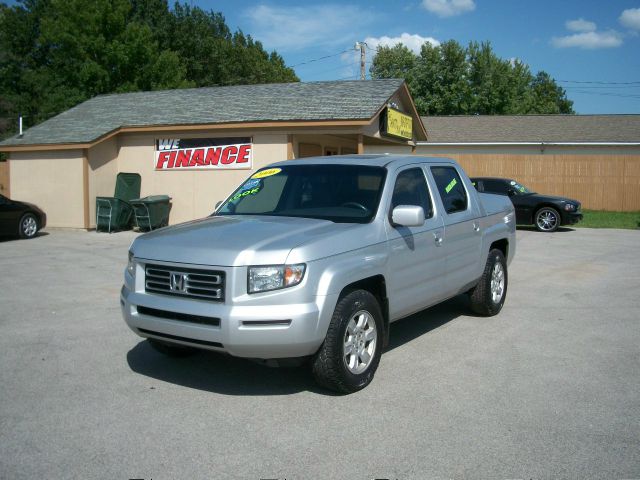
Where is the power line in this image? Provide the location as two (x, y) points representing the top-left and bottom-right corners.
(288, 49), (352, 68)
(559, 79), (640, 85)
(564, 85), (640, 90)
(571, 90), (640, 99)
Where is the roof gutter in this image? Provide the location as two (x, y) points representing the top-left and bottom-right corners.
(416, 141), (640, 146)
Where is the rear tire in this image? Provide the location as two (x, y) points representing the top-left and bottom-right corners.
(312, 290), (383, 394)
(148, 338), (198, 357)
(19, 213), (39, 239)
(469, 249), (508, 316)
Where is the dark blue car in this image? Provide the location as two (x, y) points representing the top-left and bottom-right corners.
(0, 194), (46, 239)
(471, 177), (583, 232)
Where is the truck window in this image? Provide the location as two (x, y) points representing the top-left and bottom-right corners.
(217, 165), (386, 224)
(390, 168), (433, 218)
(431, 166), (468, 214)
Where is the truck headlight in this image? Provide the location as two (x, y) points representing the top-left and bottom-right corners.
(504, 212), (515, 224)
(127, 251), (136, 277)
(248, 264), (306, 294)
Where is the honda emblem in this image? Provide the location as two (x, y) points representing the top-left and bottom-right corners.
(170, 273), (187, 292)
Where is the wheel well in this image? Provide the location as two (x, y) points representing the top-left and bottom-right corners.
(490, 238), (509, 259)
(535, 203), (560, 215)
(339, 275), (390, 347)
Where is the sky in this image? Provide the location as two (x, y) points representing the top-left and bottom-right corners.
(5, 0), (639, 113)
(191, 0), (640, 114)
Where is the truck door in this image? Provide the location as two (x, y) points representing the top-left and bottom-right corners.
(384, 166), (446, 320)
(429, 165), (483, 295)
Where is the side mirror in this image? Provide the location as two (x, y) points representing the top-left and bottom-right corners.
(392, 205), (425, 227)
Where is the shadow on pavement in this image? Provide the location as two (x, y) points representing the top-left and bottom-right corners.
(127, 341), (326, 396)
(516, 225), (575, 233)
(127, 295), (469, 395)
(385, 294), (468, 352)
(0, 231), (50, 242)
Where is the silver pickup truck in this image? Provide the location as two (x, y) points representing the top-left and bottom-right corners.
(121, 155), (515, 393)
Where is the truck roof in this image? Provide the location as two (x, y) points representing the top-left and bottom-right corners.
(269, 154), (456, 169)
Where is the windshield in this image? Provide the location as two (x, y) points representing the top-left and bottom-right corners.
(217, 164), (386, 223)
(509, 180), (534, 194)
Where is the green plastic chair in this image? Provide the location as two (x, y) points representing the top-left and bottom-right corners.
(96, 173), (141, 232)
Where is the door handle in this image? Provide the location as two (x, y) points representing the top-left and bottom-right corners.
(473, 222), (480, 232)
(433, 233), (443, 246)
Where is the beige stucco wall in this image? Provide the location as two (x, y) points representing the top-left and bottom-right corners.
(9, 150), (85, 228)
(116, 131), (288, 224)
(87, 137), (118, 228)
(293, 134), (358, 156)
(364, 144), (412, 155)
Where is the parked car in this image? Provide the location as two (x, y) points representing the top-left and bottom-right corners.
(471, 177), (583, 232)
(122, 155), (516, 393)
(0, 194), (46, 239)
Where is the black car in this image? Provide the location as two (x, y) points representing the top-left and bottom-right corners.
(0, 194), (46, 239)
(471, 177), (582, 232)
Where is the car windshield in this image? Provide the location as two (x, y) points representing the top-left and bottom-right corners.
(216, 164), (386, 223)
(510, 180), (534, 194)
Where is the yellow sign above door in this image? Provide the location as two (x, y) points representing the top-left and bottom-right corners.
(382, 107), (413, 140)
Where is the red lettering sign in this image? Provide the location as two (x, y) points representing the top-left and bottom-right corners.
(155, 138), (253, 171)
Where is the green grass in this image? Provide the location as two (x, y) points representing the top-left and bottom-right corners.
(574, 210), (640, 229)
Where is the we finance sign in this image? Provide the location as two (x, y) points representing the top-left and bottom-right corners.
(155, 137), (253, 170)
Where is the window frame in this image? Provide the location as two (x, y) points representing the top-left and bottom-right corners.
(429, 165), (470, 215)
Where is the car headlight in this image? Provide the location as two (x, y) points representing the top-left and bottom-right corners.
(564, 203), (576, 211)
(248, 264), (306, 294)
(127, 251), (136, 277)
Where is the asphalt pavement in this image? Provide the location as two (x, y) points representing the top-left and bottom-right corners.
(0, 226), (639, 479)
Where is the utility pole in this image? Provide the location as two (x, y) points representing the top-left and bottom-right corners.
(354, 42), (367, 80)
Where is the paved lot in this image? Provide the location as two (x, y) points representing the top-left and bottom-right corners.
(1, 226), (639, 479)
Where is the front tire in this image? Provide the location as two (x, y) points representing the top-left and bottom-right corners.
(148, 338), (198, 357)
(469, 249), (508, 316)
(535, 207), (560, 232)
(312, 290), (383, 394)
(19, 213), (39, 239)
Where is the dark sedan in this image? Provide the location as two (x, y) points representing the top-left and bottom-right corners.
(471, 177), (582, 232)
(0, 194), (46, 239)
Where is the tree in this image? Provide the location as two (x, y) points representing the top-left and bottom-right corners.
(369, 44), (415, 79)
(0, 0), (298, 139)
(370, 39), (574, 115)
(409, 40), (471, 115)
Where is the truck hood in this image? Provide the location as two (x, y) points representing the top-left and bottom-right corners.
(131, 215), (355, 267)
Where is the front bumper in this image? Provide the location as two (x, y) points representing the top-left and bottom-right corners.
(561, 211), (583, 226)
(120, 281), (337, 360)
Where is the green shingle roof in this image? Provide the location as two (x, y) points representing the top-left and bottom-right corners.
(420, 114), (640, 143)
(2, 79), (405, 147)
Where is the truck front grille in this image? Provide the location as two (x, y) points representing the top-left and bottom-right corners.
(145, 264), (224, 301)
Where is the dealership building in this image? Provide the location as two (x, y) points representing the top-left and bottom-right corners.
(1, 79), (639, 229)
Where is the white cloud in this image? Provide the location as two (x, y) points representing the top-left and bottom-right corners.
(243, 4), (376, 51)
(551, 31), (623, 49)
(365, 33), (440, 54)
(619, 8), (640, 30)
(421, 0), (475, 17)
(565, 18), (596, 32)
